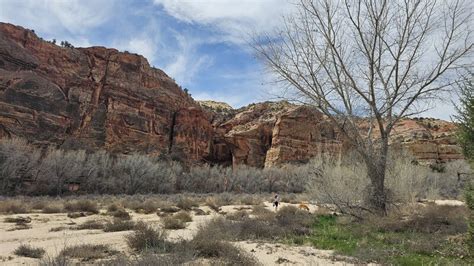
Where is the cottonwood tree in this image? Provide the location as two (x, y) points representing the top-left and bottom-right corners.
(254, 0), (473, 214)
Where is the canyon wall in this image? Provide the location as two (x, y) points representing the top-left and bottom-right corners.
(0, 23), (464, 168)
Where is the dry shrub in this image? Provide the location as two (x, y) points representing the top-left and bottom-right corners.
(191, 221), (258, 265)
(126, 222), (170, 252)
(39, 254), (70, 266)
(106, 203), (120, 213)
(103, 252), (194, 266)
(75, 220), (105, 230)
(104, 218), (136, 232)
(108, 209), (131, 220)
(214, 193), (234, 206)
(31, 201), (47, 210)
(276, 206), (313, 235)
(177, 197), (198, 210)
(280, 194), (298, 203)
(160, 206), (180, 213)
(4, 216), (31, 225)
(162, 216), (186, 229)
(13, 244), (45, 258)
(7, 223), (32, 231)
(67, 212), (86, 218)
(193, 208), (208, 216)
(0, 200), (30, 214)
(373, 204), (468, 234)
(205, 197), (221, 212)
(252, 205), (275, 221)
(136, 200), (160, 214)
(174, 211), (193, 223)
(59, 244), (118, 261)
(226, 210), (249, 221)
(50, 226), (68, 232)
(64, 200), (99, 214)
(240, 195), (263, 205)
(42, 204), (63, 214)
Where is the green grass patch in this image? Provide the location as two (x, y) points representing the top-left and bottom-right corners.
(293, 214), (473, 265)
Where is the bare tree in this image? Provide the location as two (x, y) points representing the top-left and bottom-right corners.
(254, 0), (473, 214)
(39, 149), (87, 196)
(0, 138), (41, 195)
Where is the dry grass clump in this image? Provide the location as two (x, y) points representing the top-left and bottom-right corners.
(373, 204), (468, 234)
(64, 200), (99, 214)
(42, 204), (63, 214)
(162, 216), (186, 229)
(4, 216), (32, 225)
(104, 218), (136, 232)
(75, 220), (105, 230)
(275, 206), (313, 236)
(193, 208), (209, 216)
(205, 197), (221, 212)
(226, 210), (249, 221)
(126, 222), (171, 252)
(30, 201), (47, 210)
(173, 211), (193, 223)
(112, 209), (131, 220)
(106, 203), (120, 213)
(136, 200), (160, 214)
(66, 212), (87, 219)
(103, 252), (195, 266)
(252, 205), (275, 220)
(177, 197), (198, 210)
(0, 200), (30, 214)
(161, 211), (193, 229)
(191, 221), (258, 265)
(13, 244), (45, 258)
(280, 194), (299, 203)
(159, 206), (180, 213)
(240, 195), (263, 205)
(59, 244), (118, 261)
(49, 226), (68, 232)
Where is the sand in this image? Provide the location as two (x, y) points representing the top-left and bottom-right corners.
(0, 202), (363, 265)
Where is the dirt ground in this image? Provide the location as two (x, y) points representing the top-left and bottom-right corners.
(0, 201), (363, 265)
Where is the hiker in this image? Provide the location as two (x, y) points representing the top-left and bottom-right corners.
(273, 193), (280, 211)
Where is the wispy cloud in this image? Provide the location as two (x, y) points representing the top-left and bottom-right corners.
(0, 0), (115, 37)
(163, 33), (214, 85)
(153, 0), (294, 43)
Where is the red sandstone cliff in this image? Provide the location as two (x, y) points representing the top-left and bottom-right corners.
(0, 23), (464, 168)
(0, 22), (213, 163)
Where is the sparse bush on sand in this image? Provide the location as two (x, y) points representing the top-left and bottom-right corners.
(13, 244), (45, 258)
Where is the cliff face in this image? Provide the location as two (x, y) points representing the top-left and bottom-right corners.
(217, 102), (464, 167)
(0, 23), (213, 162)
(0, 23), (464, 167)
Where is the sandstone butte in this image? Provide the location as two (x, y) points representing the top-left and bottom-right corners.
(0, 22), (464, 168)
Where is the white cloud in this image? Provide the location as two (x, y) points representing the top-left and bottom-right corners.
(0, 0), (114, 35)
(153, 0), (294, 43)
(114, 37), (158, 63)
(163, 34), (214, 85)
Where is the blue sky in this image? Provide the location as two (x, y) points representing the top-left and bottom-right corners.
(0, 0), (460, 120)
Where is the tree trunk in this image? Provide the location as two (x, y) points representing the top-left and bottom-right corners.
(365, 139), (389, 215)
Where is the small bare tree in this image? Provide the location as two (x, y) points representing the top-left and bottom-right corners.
(254, 0), (473, 214)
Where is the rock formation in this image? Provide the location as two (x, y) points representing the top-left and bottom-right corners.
(0, 22), (464, 168)
(0, 22), (213, 163)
